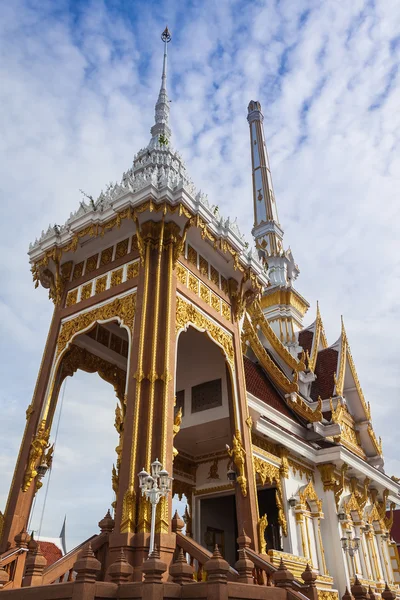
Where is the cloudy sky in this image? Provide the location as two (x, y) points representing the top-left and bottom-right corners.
(0, 0), (399, 551)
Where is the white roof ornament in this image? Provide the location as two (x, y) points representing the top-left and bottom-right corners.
(149, 26), (172, 149)
(247, 99), (299, 287)
(28, 30), (267, 284)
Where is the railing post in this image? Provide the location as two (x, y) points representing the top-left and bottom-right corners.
(301, 563), (318, 600)
(204, 546), (229, 600)
(12, 530), (30, 588)
(22, 538), (47, 587)
(106, 548), (133, 584)
(71, 543), (101, 600)
(142, 547), (167, 600)
(169, 547), (195, 585)
(0, 565), (10, 589)
(272, 558), (295, 588)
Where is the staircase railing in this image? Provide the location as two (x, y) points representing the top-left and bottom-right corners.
(245, 547), (309, 596)
(176, 532), (238, 582)
(41, 532), (107, 585)
(0, 547), (29, 589)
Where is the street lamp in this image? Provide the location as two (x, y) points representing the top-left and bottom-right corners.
(138, 459), (172, 554)
(341, 530), (360, 558)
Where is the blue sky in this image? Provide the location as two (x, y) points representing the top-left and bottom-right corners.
(0, 0), (399, 550)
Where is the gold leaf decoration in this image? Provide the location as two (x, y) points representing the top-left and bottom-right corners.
(57, 293), (136, 358)
(176, 296), (234, 368)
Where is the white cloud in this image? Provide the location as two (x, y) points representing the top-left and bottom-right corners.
(0, 0), (399, 549)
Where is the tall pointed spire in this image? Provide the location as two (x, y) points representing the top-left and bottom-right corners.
(247, 100), (299, 287)
(150, 26), (172, 147)
(248, 100), (308, 350)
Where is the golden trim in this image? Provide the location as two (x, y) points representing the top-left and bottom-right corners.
(32, 199), (264, 299)
(287, 394), (322, 423)
(287, 458), (315, 482)
(126, 243), (150, 534)
(193, 484), (233, 496)
(227, 430), (247, 497)
(57, 293), (136, 358)
(317, 592), (339, 600)
(146, 218), (165, 470)
(298, 480), (323, 513)
(259, 288), (309, 317)
(248, 301), (306, 371)
(242, 315), (298, 393)
(307, 302), (328, 372)
(177, 261), (231, 321)
(258, 514), (268, 554)
(317, 463), (348, 509)
(22, 420), (50, 492)
(176, 296), (234, 368)
(253, 455), (287, 536)
(317, 518), (328, 574)
(334, 320), (379, 455)
(161, 242), (173, 464)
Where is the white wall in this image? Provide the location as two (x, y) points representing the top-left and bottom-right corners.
(176, 327), (229, 428)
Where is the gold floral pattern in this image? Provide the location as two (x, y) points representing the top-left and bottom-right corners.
(81, 282), (92, 301)
(85, 254), (98, 273)
(211, 293), (220, 312)
(95, 275), (107, 294)
(188, 273), (198, 293)
(116, 238), (129, 258)
(72, 261), (84, 280)
(210, 265), (219, 286)
(187, 245), (197, 266)
(57, 293), (136, 358)
(66, 289), (78, 307)
(199, 255), (209, 276)
(127, 261), (139, 280)
(101, 246), (113, 266)
(111, 268), (123, 287)
(176, 263), (187, 285)
(200, 284), (210, 304)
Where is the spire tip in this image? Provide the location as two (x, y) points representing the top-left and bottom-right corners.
(161, 26), (171, 43)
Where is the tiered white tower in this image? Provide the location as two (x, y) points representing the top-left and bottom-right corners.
(247, 101), (309, 351)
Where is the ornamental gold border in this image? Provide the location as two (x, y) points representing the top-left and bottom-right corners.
(249, 301), (306, 372)
(253, 455), (287, 536)
(194, 484), (233, 496)
(308, 303), (328, 372)
(176, 295), (234, 369)
(56, 293), (136, 358)
(242, 315), (298, 394)
(334, 321), (381, 456)
(32, 199), (263, 293)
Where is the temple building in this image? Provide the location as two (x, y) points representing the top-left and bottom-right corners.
(0, 27), (399, 600)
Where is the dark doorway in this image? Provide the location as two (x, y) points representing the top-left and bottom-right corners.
(200, 494), (238, 566)
(257, 488), (282, 551)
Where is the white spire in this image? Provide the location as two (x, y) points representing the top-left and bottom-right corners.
(149, 26), (172, 148)
(247, 100), (299, 287)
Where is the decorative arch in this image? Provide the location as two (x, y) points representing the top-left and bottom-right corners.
(41, 292), (136, 420)
(21, 293), (137, 495)
(175, 294), (246, 461)
(298, 480), (323, 515)
(56, 292), (136, 361)
(341, 492), (363, 522)
(294, 480), (327, 574)
(175, 295), (234, 370)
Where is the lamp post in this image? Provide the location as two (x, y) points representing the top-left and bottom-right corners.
(341, 529), (360, 576)
(138, 459), (172, 554)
